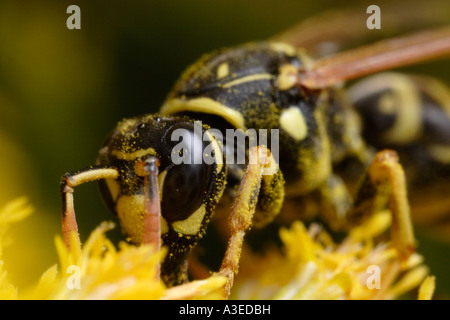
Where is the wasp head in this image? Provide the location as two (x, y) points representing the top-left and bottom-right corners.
(96, 114), (227, 284)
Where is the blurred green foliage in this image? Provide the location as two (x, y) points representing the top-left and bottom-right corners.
(0, 0), (448, 296)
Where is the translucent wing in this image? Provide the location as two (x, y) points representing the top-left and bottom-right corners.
(272, 1), (450, 57)
(272, 2), (450, 89)
(297, 27), (450, 89)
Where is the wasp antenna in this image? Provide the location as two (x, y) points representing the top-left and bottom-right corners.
(138, 156), (162, 280)
(60, 166), (119, 250)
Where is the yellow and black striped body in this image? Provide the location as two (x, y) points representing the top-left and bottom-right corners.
(349, 73), (450, 231)
(160, 42), (367, 198)
(159, 42), (450, 231)
(94, 41), (450, 286)
(96, 115), (227, 285)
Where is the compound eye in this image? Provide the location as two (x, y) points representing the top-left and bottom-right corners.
(165, 122), (206, 166)
(161, 162), (213, 222)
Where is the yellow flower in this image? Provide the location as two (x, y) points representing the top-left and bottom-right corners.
(22, 222), (227, 300)
(0, 197), (33, 299)
(0, 198), (436, 300)
(231, 210), (433, 300)
(0, 198), (226, 300)
(418, 275), (435, 300)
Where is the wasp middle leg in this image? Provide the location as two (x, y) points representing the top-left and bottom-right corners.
(316, 149), (415, 259)
(349, 72), (450, 237)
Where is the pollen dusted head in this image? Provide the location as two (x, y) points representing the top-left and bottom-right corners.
(96, 114), (227, 285)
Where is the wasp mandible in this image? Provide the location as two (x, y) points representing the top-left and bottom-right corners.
(60, 5), (450, 296)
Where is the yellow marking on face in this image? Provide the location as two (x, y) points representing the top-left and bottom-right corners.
(204, 130), (224, 174)
(160, 97), (246, 129)
(221, 73), (273, 89)
(116, 195), (145, 244)
(105, 178), (120, 202)
(428, 144), (450, 164)
(116, 195), (168, 244)
(217, 62), (229, 79)
(171, 205), (206, 235)
(111, 147), (157, 161)
(279, 106), (308, 141)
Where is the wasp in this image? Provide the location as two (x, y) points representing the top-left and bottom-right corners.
(60, 5), (450, 296)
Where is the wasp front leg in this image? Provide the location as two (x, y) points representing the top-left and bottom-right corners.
(318, 150), (415, 259)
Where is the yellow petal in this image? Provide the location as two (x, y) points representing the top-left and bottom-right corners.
(162, 275), (227, 300)
(0, 197), (33, 226)
(30, 264), (59, 299)
(387, 265), (429, 298)
(0, 260), (17, 300)
(349, 210), (391, 242)
(418, 276), (435, 300)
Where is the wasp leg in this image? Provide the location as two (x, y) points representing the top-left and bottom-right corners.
(60, 166), (119, 250)
(219, 146), (284, 297)
(349, 72), (450, 237)
(319, 150), (415, 259)
(364, 150), (415, 258)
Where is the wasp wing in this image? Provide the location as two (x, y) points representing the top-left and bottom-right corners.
(294, 27), (450, 89)
(272, 1), (450, 58)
